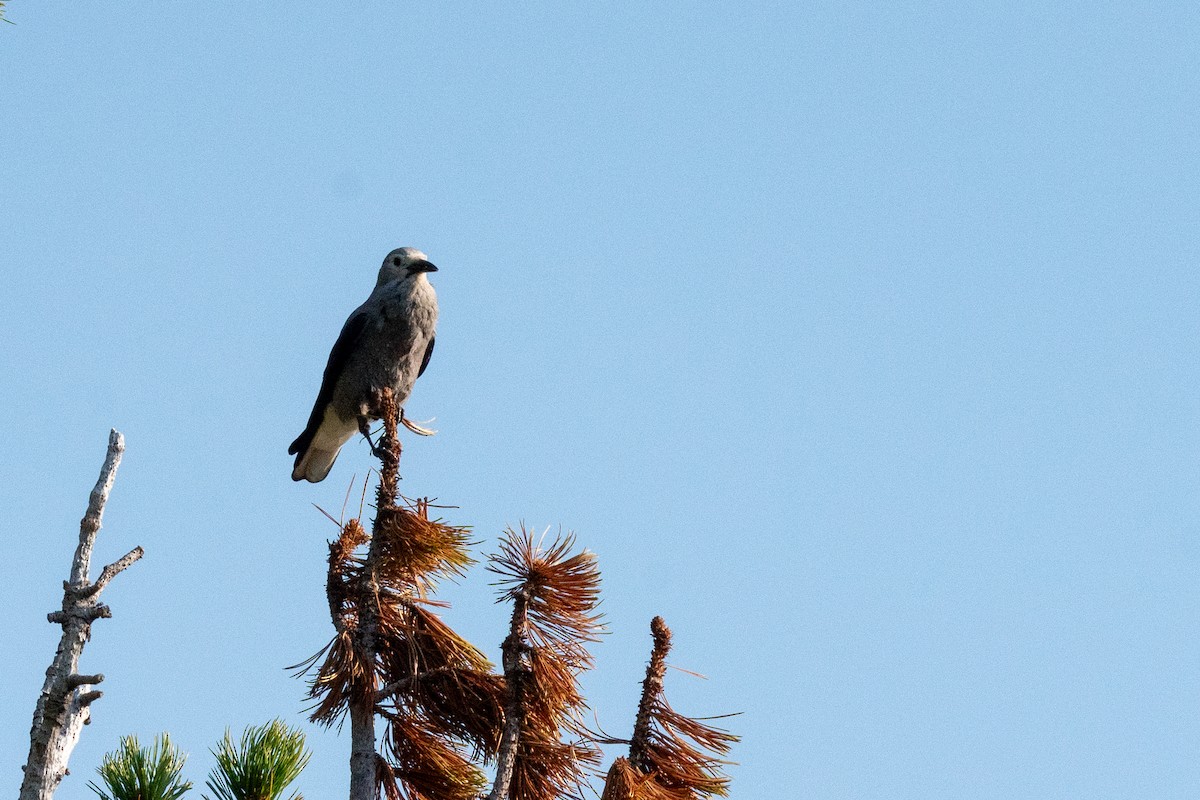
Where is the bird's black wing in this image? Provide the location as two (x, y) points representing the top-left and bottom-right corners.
(289, 311), (370, 456)
(417, 335), (435, 378)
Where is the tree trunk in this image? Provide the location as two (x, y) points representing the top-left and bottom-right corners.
(19, 430), (142, 800)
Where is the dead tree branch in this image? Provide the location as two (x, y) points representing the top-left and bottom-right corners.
(487, 587), (531, 800)
(19, 430), (143, 800)
(346, 390), (401, 800)
(602, 617), (737, 800)
(485, 529), (603, 800)
(302, 388), (500, 800)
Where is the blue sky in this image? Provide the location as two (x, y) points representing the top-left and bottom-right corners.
(2, 3), (1199, 797)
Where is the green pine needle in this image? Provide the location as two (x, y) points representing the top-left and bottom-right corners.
(88, 733), (193, 800)
(203, 719), (311, 800)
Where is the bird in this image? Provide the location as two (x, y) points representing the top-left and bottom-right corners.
(289, 247), (439, 483)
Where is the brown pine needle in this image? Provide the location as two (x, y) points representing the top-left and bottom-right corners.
(610, 617), (738, 800)
(384, 714), (487, 800)
(486, 526), (604, 800)
(298, 389), (505, 800)
(294, 387), (740, 800)
(313, 503), (343, 528)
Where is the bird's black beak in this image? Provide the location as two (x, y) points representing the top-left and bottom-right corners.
(408, 260), (438, 274)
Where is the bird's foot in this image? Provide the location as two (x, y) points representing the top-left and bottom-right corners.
(400, 408), (437, 436)
(357, 416), (387, 458)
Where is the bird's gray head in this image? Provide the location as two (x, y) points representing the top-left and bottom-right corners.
(377, 247), (438, 286)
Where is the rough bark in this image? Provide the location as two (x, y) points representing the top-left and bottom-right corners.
(348, 702), (378, 800)
(486, 588), (531, 800)
(19, 430), (143, 800)
(347, 391), (399, 800)
(628, 617), (671, 773)
(347, 519), (383, 800)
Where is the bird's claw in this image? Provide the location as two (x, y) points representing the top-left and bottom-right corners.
(357, 416), (386, 457)
(400, 410), (437, 437)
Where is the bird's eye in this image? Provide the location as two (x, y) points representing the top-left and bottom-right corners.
(392, 257), (402, 266)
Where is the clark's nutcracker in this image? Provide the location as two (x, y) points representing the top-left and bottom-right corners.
(289, 247), (439, 482)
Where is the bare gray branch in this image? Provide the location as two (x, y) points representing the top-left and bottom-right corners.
(71, 429), (124, 587)
(66, 674), (104, 689)
(20, 430), (142, 800)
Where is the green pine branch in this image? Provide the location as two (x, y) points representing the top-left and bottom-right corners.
(88, 734), (192, 800)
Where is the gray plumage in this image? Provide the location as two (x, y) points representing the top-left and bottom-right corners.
(289, 247), (439, 483)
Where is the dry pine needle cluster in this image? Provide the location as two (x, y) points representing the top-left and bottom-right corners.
(295, 388), (736, 800)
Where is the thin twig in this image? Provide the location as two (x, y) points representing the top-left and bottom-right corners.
(76, 547), (144, 598)
(375, 665), (457, 702)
